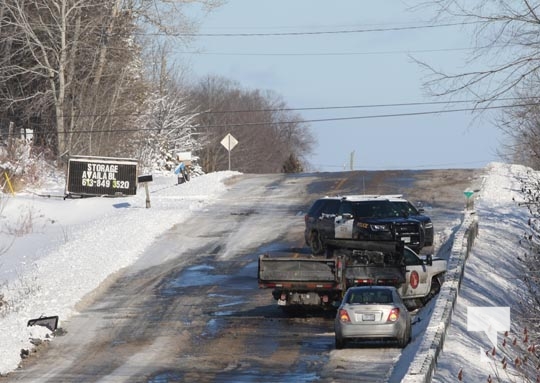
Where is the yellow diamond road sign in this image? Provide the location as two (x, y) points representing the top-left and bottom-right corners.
(221, 133), (238, 151)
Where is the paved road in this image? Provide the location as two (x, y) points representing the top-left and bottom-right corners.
(2, 169), (484, 383)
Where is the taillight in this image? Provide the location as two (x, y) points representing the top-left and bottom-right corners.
(387, 308), (400, 322)
(338, 309), (351, 323)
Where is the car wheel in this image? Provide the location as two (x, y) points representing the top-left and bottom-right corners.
(335, 335), (346, 349)
(310, 231), (325, 255)
(397, 327), (410, 348)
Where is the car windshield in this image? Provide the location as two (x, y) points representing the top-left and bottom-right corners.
(352, 201), (400, 218)
(391, 201), (419, 217)
(346, 289), (394, 304)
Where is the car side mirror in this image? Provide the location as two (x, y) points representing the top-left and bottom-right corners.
(425, 254), (433, 266)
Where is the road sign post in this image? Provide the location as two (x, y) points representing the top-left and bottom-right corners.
(220, 133), (238, 171)
(138, 174), (153, 208)
(464, 190), (474, 210)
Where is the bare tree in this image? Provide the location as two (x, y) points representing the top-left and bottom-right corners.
(0, 0), (89, 157)
(186, 75), (315, 173)
(421, 1), (540, 102)
(0, 0), (146, 159)
(0, 0), (222, 161)
(133, 91), (201, 172)
(184, 76), (235, 172)
(417, 1), (540, 168)
(496, 84), (540, 169)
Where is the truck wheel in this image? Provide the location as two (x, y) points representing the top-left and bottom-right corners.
(422, 276), (442, 305)
(429, 276), (442, 297)
(310, 231), (325, 255)
(335, 335), (346, 349)
(403, 299), (418, 311)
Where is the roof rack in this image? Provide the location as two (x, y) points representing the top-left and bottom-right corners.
(340, 194), (403, 201)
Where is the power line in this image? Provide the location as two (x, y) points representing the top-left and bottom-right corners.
(1, 97), (533, 121)
(16, 101), (538, 135)
(7, 20), (479, 38)
(199, 19), (465, 31)
(191, 102), (537, 128)
(178, 46), (479, 57)
(202, 98), (532, 114)
(69, 97), (540, 117)
(139, 21), (480, 37)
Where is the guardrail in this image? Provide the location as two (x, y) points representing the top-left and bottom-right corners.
(402, 210), (479, 383)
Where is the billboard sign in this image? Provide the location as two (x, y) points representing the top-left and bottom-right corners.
(66, 156), (138, 196)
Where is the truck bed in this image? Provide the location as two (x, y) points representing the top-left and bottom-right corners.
(258, 255), (339, 282)
(342, 248), (405, 285)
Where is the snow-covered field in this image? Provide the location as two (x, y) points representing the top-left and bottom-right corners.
(0, 162), (535, 381)
(0, 170), (239, 375)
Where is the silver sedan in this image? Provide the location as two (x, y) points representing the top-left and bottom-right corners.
(334, 285), (411, 349)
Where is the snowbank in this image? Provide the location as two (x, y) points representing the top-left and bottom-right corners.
(0, 171), (239, 375)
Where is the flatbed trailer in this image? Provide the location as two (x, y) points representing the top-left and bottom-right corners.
(258, 241), (407, 309)
(258, 255), (346, 308)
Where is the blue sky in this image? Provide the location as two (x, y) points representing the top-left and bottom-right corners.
(182, 1), (502, 171)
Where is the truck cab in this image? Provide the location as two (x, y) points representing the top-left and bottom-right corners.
(342, 243), (446, 308)
(398, 247), (446, 306)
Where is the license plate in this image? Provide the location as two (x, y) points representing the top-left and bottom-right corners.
(362, 313), (375, 321)
(401, 236), (411, 243)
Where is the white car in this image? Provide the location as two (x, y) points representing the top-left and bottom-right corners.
(335, 285), (411, 349)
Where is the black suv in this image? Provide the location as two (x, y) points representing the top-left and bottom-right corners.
(304, 195), (432, 255)
(386, 195), (433, 247)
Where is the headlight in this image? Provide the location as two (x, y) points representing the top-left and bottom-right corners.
(369, 224), (390, 232)
(424, 222), (433, 229)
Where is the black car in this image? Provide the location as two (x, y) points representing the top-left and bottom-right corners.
(304, 195), (430, 255)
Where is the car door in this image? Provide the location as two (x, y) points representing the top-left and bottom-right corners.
(400, 247), (431, 298)
(334, 201), (354, 239)
(317, 199), (341, 240)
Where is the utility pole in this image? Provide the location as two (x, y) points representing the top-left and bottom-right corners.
(350, 150), (355, 171)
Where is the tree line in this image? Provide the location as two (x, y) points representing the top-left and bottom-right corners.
(0, 0), (314, 177)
